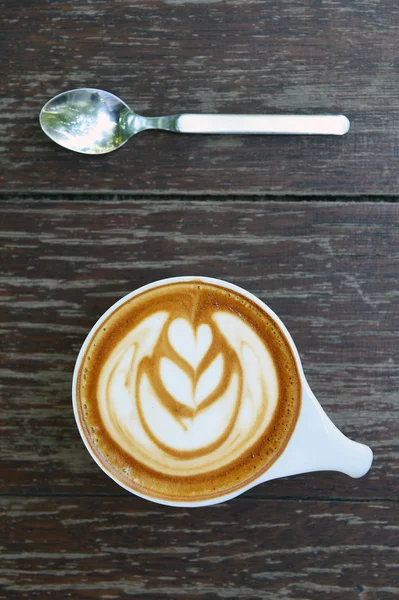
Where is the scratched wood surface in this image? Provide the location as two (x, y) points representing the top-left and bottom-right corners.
(1, 497), (398, 600)
(1, 0), (398, 194)
(1, 197), (398, 599)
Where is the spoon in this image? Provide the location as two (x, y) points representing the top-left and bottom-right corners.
(39, 88), (350, 155)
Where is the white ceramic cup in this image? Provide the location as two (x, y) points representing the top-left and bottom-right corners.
(72, 276), (373, 507)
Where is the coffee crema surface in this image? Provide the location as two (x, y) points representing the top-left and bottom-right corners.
(76, 280), (301, 502)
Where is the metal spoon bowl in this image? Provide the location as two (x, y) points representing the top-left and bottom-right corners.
(40, 88), (350, 155)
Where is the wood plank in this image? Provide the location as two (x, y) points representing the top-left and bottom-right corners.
(1, 1), (398, 194)
(0, 197), (397, 499)
(1, 497), (398, 599)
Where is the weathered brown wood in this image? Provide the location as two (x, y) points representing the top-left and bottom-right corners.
(1, 1), (398, 194)
(0, 197), (397, 500)
(1, 497), (398, 599)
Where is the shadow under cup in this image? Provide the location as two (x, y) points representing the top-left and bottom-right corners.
(72, 276), (302, 506)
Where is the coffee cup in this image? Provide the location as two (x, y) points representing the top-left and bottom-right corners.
(72, 276), (373, 507)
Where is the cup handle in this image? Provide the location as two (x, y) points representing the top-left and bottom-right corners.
(259, 379), (373, 484)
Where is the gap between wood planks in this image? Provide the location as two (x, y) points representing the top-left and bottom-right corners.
(0, 193), (398, 202)
(0, 493), (397, 503)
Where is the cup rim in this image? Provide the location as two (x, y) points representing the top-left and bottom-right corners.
(72, 275), (305, 507)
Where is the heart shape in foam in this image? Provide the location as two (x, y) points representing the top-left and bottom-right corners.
(167, 318), (212, 369)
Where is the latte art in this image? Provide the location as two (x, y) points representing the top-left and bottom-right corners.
(98, 311), (278, 475)
(77, 280), (301, 502)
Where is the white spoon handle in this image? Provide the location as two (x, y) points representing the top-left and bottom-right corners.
(176, 114), (350, 135)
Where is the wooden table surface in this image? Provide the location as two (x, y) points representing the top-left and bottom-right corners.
(1, 2), (398, 599)
(1, 0), (399, 194)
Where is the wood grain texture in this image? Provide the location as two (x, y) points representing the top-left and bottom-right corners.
(0, 197), (397, 500)
(1, 497), (398, 599)
(1, 0), (398, 194)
